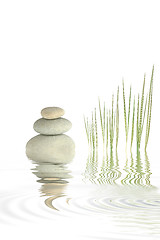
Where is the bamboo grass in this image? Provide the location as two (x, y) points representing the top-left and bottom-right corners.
(84, 116), (90, 144)
(122, 80), (127, 143)
(116, 87), (119, 152)
(108, 94), (115, 158)
(130, 96), (135, 152)
(139, 75), (146, 144)
(112, 94), (115, 144)
(92, 111), (95, 151)
(84, 66), (154, 160)
(128, 85), (132, 133)
(109, 110), (112, 155)
(122, 81), (132, 151)
(94, 108), (98, 149)
(98, 98), (105, 151)
(98, 97), (103, 138)
(136, 94), (140, 155)
(89, 123), (92, 151)
(106, 110), (109, 156)
(84, 67), (154, 187)
(112, 94), (114, 136)
(145, 66), (154, 150)
(142, 94), (148, 134)
(103, 102), (106, 141)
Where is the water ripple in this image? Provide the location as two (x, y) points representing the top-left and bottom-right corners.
(45, 184), (160, 237)
(0, 187), (57, 225)
(1, 182), (160, 239)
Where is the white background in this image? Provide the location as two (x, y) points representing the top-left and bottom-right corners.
(1, 0), (160, 170)
(0, 0), (160, 193)
(0, 1), (160, 239)
(0, 1), (160, 168)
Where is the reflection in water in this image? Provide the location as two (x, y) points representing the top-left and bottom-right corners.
(83, 149), (153, 189)
(83, 151), (98, 184)
(98, 153), (121, 185)
(122, 152), (153, 187)
(32, 163), (72, 211)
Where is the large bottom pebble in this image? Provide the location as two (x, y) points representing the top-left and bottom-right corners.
(26, 134), (75, 164)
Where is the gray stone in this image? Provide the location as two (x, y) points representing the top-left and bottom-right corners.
(41, 107), (65, 119)
(26, 134), (75, 164)
(33, 117), (72, 135)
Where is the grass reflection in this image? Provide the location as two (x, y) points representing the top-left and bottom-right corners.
(97, 153), (121, 185)
(83, 149), (98, 184)
(83, 149), (153, 188)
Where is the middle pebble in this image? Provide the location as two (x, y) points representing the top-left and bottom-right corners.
(33, 117), (72, 135)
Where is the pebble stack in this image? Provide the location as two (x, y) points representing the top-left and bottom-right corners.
(26, 107), (75, 164)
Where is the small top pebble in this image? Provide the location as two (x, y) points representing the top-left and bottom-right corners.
(41, 107), (65, 119)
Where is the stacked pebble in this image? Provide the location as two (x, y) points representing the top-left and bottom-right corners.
(26, 107), (75, 164)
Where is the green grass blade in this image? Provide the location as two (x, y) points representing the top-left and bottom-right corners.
(122, 80), (127, 142)
(103, 102), (106, 144)
(137, 94), (140, 151)
(116, 86), (119, 151)
(112, 94), (114, 140)
(130, 96), (135, 151)
(94, 108), (98, 149)
(89, 123), (92, 150)
(92, 111), (95, 151)
(98, 97), (104, 142)
(142, 93), (148, 135)
(113, 114), (115, 140)
(109, 110), (112, 147)
(128, 85), (132, 132)
(148, 93), (153, 140)
(84, 116), (89, 144)
(139, 74), (146, 141)
(145, 65), (154, 150)
(106, 110), (109, 154)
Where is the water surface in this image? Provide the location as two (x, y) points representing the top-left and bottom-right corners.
(0, 150), (160, 240)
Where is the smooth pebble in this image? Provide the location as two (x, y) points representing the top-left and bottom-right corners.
(26, 134), (75, 164)
(41, 107), (65, 119)
(33, 117), (72, 135)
